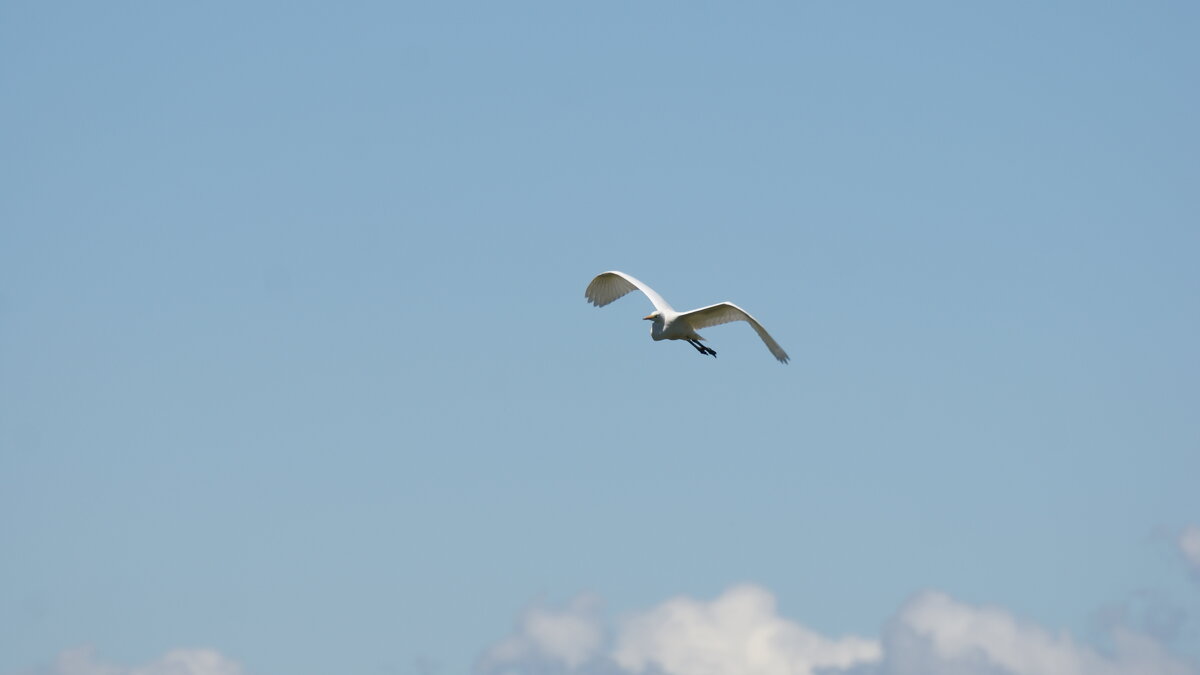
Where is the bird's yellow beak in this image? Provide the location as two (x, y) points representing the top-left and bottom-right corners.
(643, 314), (655, 320)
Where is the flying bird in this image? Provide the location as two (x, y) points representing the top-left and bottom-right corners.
(585, 270), (789, 363)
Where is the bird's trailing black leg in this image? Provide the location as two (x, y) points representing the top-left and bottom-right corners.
(686, 339), (717, 358)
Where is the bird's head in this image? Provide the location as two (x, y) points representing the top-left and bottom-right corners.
(643, 311), (661, 321)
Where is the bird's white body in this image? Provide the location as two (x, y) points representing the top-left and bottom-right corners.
(646, 310), (704, 342)
(585, 270), (790, 364)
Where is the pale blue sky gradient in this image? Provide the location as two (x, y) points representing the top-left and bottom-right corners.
(2, 3), (1198, 674)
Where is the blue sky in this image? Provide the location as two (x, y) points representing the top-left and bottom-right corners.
(2, 3), (1198, 674)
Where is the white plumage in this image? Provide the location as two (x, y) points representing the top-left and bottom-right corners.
(585, 271), (789, 364)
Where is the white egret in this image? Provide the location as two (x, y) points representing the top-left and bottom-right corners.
(585, 271), (790, 364)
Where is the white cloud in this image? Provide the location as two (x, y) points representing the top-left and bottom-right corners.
(481, 585), (1198, 675)
(127, 650), (242, 675)
(613, 584), (881, 675)
(479, 594), (606, 673)
(28, 647), (242, 675)
(882, 591), (1195, 675)
(478, 585), (882, 675)
(1180, 525), (1200, 575)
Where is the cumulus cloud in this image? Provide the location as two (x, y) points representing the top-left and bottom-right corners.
(1180, 525), (1200, 576)
(479, 585), (882, 675)
(613, 584), (881, 675)
(480, 585), (1198, 675)
(881, 591), (1195, 675)
(23, 647), (243, 675)
(479, 594), (607, 673)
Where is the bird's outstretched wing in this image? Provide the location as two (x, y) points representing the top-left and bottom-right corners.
(585, 271), (675, 313)
(679, 302), (790, 363)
